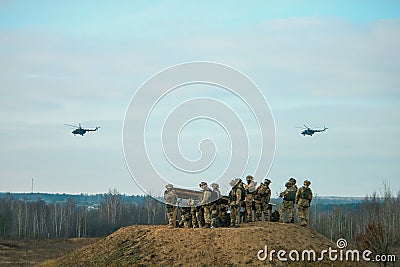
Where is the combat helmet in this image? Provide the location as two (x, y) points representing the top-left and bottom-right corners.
(165, 184), (173, 189)
(199, 181), (207, 187)
(289, 177), (296, 184)
(285, 182), (292, 187)
(210, 183), (219, 189)
(229, 178), (241, 187)
(304, 180), (311, 186)
(264, 178), (272, 184)
(246, 175), (254, 181)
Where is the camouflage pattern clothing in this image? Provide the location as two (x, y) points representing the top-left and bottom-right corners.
(199, 182), (212, 227)
(218, 203), (229, 227)
(188, 199), (199, 228)
(243, 175), (257, 222)
(296, 180), (313, 226)
(210, 183), (222, 228)
(254, 179), (272, 221)
(195, 206), (205, 228)
(279, 182), (296, 223)
(164, 184), (177, 227)
(180, 206), (192, 228)
(228, 178), (243, 227)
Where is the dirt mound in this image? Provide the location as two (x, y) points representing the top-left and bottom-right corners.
(40, 222), (366, 266)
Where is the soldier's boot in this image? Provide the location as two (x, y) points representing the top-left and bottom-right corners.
(299, 219), (307, 226)
(255, 212), (261, 221)
(203, 223), (211, 228)
(245, 213), (252, 223)
(230, 223), (239, 228)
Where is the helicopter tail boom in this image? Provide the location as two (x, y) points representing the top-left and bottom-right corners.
(86, 126), (100, 132)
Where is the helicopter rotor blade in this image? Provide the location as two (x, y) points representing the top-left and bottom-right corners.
(64, 124), (79, 128)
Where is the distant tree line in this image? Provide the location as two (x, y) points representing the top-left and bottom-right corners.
(0, 189), (166, 239)
(1, 186), (399, 263)
(308, 187), (400, 265)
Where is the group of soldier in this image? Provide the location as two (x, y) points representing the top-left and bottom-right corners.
(164, 175), (313, 229)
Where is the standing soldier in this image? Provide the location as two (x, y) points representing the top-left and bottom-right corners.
(198, 181), (212, 228)
(228, 178), (243, 227)
(243, 175), (257, 222)
(296, 180), (313, 226)
(195, 204), (205, 228)
(255, 178), (272, 221)
(289, 177), (298, 191)
(210, 183), (221, 228)
(188, 198), (199, 228)
(164, 184), (178, 228)
(288, 177), (298, 223)
(279, 181), (296, 223)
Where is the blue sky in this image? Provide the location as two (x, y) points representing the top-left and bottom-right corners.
(0, 1), (399, 197)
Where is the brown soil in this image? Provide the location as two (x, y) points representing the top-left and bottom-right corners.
(0, 238), (98, 267)
(38, 222), (375, 267)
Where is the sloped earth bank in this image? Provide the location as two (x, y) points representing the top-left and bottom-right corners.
(40, 222), (376, 266)
(0, 238), (98, 267)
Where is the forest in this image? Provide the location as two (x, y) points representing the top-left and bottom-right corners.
(0, 188), (399, 262)
(0, 189), (166, 239)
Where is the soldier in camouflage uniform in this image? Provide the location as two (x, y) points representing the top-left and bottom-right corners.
(243, 175), (257, 222)
(195, 205), (205, 228)
(228, 178), (243, 227)
(255, 178), (272, 221)
(164, 184), (177, 228)
(210, 183), (221, 228)
(279, 181), (296, 223)
(198, 181), (212, 228)
(296, 180), (313, 226)
(180, 200), (192, 228)
(288, 177), (298, 223)
(188, 198), (199, 228)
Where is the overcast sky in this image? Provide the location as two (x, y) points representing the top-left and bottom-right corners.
(1, 1), (399, 197)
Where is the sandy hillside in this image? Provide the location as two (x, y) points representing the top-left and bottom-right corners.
(39, 222), (370, 267)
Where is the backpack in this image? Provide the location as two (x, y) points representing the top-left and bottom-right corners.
(284, 190), (296, 201)
(300, 187), (311, 199)
(228, 183), (246, 202)
(271, 210), (280, 222)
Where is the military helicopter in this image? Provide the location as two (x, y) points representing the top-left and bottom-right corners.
(65, 123), (100, 136)
(297, 125), (327, 136)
